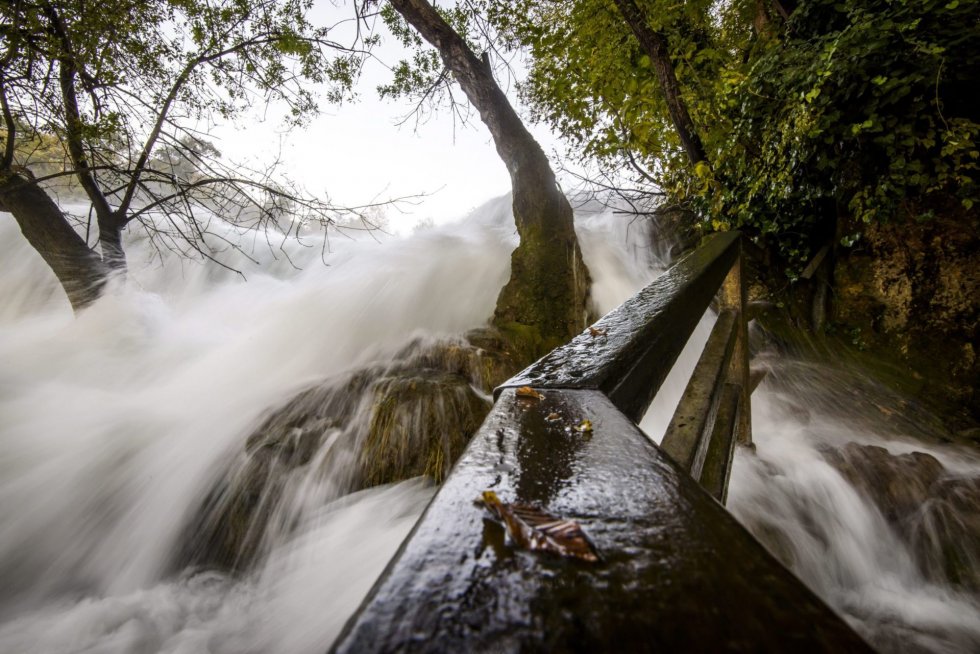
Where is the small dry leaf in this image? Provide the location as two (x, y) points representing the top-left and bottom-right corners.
(515, 386), (544, 401)
(588, 326), (607, 338)
(575, 419), (593, 433)
(545, 412), (561, 422)
(480, 491), (600, 563)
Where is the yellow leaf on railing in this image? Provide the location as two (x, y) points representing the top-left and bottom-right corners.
(480, 491), (600, 563)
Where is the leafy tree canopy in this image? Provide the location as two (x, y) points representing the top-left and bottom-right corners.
(710, 0), (980, 272)
(411, 0), (980, 275)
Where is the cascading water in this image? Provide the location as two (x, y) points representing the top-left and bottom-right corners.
(725, 355), (980, 653)
(0, 196), (977, 653)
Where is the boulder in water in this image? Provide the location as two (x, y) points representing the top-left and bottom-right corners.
(821, 443), (944, 523)
(907, 477), (980, 592)
(175, 334), (519, 573)
(822, 443), (980, 592)
(357, 370), (489, 488)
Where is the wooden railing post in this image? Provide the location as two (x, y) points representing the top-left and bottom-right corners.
(718, 239), (752, 445)
(661, 234), (752, 501)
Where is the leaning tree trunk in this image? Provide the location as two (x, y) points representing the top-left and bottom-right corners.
(0, 172), (109, 311)
(389, 0), (591, 358)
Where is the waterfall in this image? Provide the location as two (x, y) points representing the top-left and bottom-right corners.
(725, 356), (980, 653)
(0, 197), (977, 652)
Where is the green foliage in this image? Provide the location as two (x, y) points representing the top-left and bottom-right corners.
(484, 0), (980, 274)
(377, 3), (444, 100)
(495, 0), (694, 163)
(375, 1), (498, 103)
(707, 0), (980, 270)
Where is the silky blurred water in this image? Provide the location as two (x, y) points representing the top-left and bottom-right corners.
(725, 356), (980, 653)
(1, 196), (977, 652)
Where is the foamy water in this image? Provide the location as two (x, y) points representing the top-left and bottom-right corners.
(1, 196), (977, 652)
(727, 358), (980, 652)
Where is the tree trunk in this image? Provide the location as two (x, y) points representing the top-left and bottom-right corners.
(388, 0), (591, 357)
(613, 0), (708, 166)
(99, 220), (128, 271)
(0, 172), (109, 311)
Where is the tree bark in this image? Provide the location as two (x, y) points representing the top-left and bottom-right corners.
(772, 0), (796, 21)
(43, 3), (128, 271)
(98, 222), (127, 269)
(0, 173), (109, 311)
(613, 0), (708, 166)
(388, 0), (591, 355)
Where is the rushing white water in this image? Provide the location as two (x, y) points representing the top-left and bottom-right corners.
(1, 196), (977, 653)
(726, 357), (980, 653)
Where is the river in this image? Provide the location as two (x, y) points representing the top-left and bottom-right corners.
(0, 197), (977, 652)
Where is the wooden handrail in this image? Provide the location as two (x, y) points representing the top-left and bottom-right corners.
(500, 231), (750, 502)
(660, 308), (740, 477)
(331, 232), (870, 653)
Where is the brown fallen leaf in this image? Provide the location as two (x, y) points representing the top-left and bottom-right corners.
(545, 412), (561, 422)
(515, 386), (544, 401)
(588, 326), (607, 338)
(480, 490), (600, 563)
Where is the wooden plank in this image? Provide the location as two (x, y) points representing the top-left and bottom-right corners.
(333, 389), (872, 653)
(699, 382), (741, 503)
(660, 309), (737, 476)
(718, 243), (752, 445)
(800, 244), (830, 280)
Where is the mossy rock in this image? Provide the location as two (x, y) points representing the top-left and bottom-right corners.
(357, 371), (491, 488)
(394, 332), (521, 392)
(907, 477), (980, 592)
(175, 334), (521, 574)
(832, 203), (980, 422)
(822, 443), (944, 523)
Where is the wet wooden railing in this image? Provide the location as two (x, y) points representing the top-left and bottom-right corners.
(500, 231), (752, 504)
(332, 232), (870, 653)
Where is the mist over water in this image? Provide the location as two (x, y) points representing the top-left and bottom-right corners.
(1, 197), (977, 652)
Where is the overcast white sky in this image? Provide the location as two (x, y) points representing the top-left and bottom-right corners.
(209, 2), (562, 231)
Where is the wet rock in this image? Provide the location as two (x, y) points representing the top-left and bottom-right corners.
(822, 443), (980, 592)
(833, 203), (980, 424)
(907, 478), (980, 592)
(175, 442), (290, 572)
(357, 371), (490, 488)
(822, 444), (944, 523)
(176, 333), (523, 573)
(397, 329), (520, 392)
(958, 427), (980, 447)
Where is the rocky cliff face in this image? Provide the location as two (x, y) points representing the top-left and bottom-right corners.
(833, 201), (980, 426)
